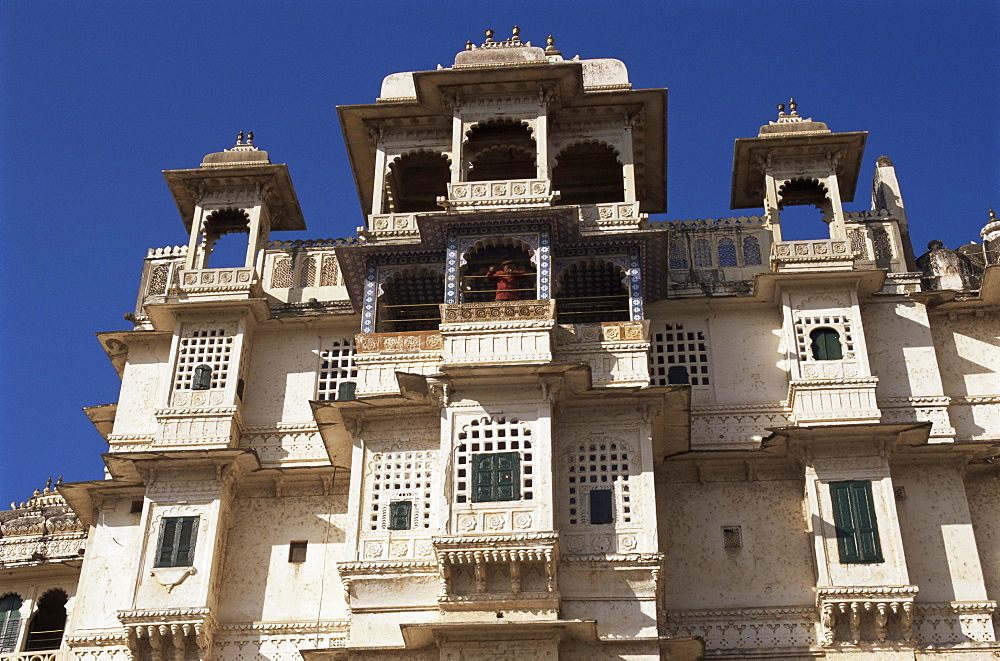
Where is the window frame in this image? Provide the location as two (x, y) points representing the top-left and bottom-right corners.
(830, 481), (884, 564)
(154, 516), (199, 568)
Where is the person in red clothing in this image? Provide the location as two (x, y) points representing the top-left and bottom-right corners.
(485, 259), (528, 300)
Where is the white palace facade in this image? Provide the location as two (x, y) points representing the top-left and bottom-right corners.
(2, 29), (999, 661)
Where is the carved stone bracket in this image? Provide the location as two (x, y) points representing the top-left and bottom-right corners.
(816, 585), (918, 646)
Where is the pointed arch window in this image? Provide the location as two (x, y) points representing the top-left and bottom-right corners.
(24, 590), (66, 652)
(743, 236), (762, 266)
(718, 237), (738, 267)
(810, 328), (843, 361)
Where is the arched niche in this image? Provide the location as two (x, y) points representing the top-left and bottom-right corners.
(385, 151), (451, 213)
(465, 119), (536, 182)
(552, 142), (624, 205)
(460, 240), (536, 303)
(376, 267), (445, 332)
(200, 207), (252, 268)
(554, 259), (629, 324)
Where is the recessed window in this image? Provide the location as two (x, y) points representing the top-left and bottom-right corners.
(288, 541), (308, 563)
(191, 364), (213, 390)
(472, 452), (520, 503)
(130, 500), (144, 514)
(810, 328), (843, 361)
(830, 481), (883, 564)
(389, 501), (413, 530)
(589, 489), (613, 525)
(154, 516), (198, 567)
(722, 526), (742, 549)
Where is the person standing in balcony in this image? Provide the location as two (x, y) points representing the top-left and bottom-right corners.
(485, 259), (528, 300)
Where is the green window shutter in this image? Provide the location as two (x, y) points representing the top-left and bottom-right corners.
(831, 481), (883, 564)
(389, 501), (412, 530)
(0, 594), (22, 653)
(155, 516), (199, 567)
(851, 481), (884, 562)
(811, 328), (843, 360)
(471, 452), (520, 502)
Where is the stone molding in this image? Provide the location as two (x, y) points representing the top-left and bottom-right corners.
(773, 239), (854, 271)
(441, 179), (558, 210)
(362, 214), (420, 241)
(355, 331), (444, 354)
(440, 300), (555, 322)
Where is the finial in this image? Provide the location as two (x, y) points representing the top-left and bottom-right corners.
(57, 475), (63, 485)
(246, 131), (254, 146)
(511, 25), (520, 42)
(777, 102), (785, 117)
(990, 208), (996, 221)
(485, 28), (494, 43)
(789, 98), (798, 116)
(236, 130), (244, 145)
(44, 476), (52, 493)
(466, 40), (473, 51)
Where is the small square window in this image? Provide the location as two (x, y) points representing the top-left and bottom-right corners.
(589, 489), (613, 525)
(389, 501), (412, 530)
(722, 526), (742, 549)
(288, 541), (308, 563)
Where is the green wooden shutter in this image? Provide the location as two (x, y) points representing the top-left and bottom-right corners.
(851, 482), (883, 562)
(0, 594), (21, 653)
(175, 517), (197, 565)
(811, 328), (843, 360)
(471, 452), (520, 502)
(156, 517), (178, 567)
(155, 516), (199, 567)
(389, 501), (412, 530)
(831, 481), (883, 564)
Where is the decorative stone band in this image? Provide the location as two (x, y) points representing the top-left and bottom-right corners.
(578, 202), (642, 231)
(816, 585), (919, 647)
(441, 179), (558, 210)
(363, 214), (420, 240)
(555, 321), (647, 345)
(118, 608), (216, 659)
(440, 299), (555, 323)
(179, 267), (257, 291)
(355, 330), (444, 354)
(0, 531), (88, 563)
(773, 239), (854, 271)
(0, 651), (64, 661)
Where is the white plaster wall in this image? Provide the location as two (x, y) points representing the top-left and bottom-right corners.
(929, 310), (1000, 397)
(112, 339), (171, 436)
(216, 493), (350, 623)
(862, 300), (945, 398)
(660, 478), (814, 609)
(893, 462), (988, 602)
(964, 465), (1000, 604)
(242, 325), (358, 427)
(71, 497), (145, 630)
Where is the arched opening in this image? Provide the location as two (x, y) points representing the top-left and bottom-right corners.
(0, 594), (22, 653)
(461, 243), (535, 303)
(777, 179), (834, 240)
(718, 237), (738, 267)
(24, 590), (66, 652)
(810, 328), (843, 361)
(555, 260), (630, 324)
(201, 208), (251, 268)
(552, 142), (623, 205)
(385, 151), (450, 212)
(376, 268), (444, 332)
(466, 120), (536, 182)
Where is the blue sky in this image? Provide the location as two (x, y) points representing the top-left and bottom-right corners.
(1, 1), (997, 506)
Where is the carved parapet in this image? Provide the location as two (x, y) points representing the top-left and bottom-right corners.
(174, 267), (261, 300)
(554, 321), (649, 386)
(432, 533), (560, 611)
(0, 652), (65, 661)
(816, 586), (918, 646)
(118, 608), (217, 661)
(441, 179), (558, 211)
(355, 330), (444, 354)
(0, 486), (88, 564)
(578, 202), (643, 232)
(362, 213), (421, 241)
(440, 301), (556, 366)
(773, 239), (854, 272)
(662, 606), (818, 650)
(153, 406), (241, 448)
(789, 378), (880, 425)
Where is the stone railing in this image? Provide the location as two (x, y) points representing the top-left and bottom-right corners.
(773, 239), (854, 271)
(439, 300), (557, 366)
(647, 215), (769, 231)
(0, 652), (64, 661)
(578, 202), (642, 231)
(440, 179), (558, 210)
(788, 378), (880, 426)
(179, 267), (257, 292)
(361, 213), (420, 241)
(353, 332), (444, 396)
(816, 586), (918, 646)
(553, 321), (649, 386)
(433, 533), (559, 611)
